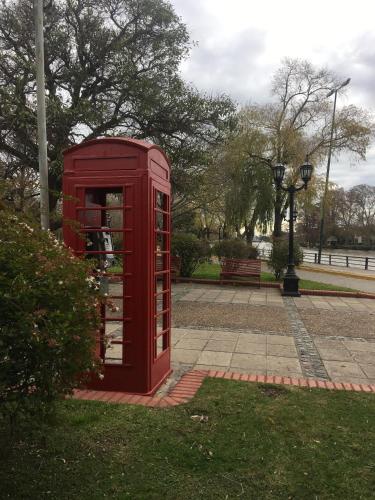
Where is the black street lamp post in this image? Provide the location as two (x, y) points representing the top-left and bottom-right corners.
(272, 158), (313, 297)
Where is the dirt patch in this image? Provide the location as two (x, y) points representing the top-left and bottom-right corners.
(258, 384), (289, 398)
(300, 309), (375, 339)
(172, 302), (290, 333)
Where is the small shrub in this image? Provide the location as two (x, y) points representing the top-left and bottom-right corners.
(268, 238), (303, 280)
(0, 211), (100, 426)
(213, 239), (259, 260)
(171, 233), (210, 277)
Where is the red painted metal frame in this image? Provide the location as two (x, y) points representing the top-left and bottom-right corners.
(63, 137), (172, 394)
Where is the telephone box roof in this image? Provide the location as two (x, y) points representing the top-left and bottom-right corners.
(63, 136), (170, 166)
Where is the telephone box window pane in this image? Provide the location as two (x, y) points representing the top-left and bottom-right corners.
(156, 191), (165, 210)
(83, 254), (121, 274)
(107, 277), (123, 296)
(104, 321), (123, 365)
(105, 297), (123, 320)
(83, 230), (123, 251)
(155, 275), (168, 295)
(79, 208), (123, 230)
(156, 312), (168, 335)
(155, 254), (163, 273)
(85, 188), (123, 206)
(156, 294), (168, 314)
(156, 232), (166, 251)
(106, 253), (126, 273)
(105, 210), (123, 230)
(155, 212), (166, 231)
(155, 332), (169, 357)
(156, 335), (164, 356)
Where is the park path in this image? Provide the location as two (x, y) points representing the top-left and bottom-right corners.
(171, 283), (375, 386)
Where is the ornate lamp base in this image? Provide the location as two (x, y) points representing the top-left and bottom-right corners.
(282, 269), (301, 297)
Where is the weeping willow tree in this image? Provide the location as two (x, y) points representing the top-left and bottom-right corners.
(220, 113), (274, 242)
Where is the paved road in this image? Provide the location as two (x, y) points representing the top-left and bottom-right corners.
(261, 262), (375, 293)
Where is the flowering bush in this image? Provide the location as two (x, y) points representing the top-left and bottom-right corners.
(0, 211), (100, 424)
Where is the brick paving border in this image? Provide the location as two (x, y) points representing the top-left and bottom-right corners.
(72, 369), (375, 407)
(283, 296), (329, 380)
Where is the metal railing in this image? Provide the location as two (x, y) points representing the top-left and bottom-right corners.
(258, 248), (375, 272)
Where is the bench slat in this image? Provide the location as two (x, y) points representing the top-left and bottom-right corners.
(220, 258), (261, 287)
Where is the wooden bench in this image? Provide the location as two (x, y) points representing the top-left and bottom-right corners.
(220, 258), (261, 287)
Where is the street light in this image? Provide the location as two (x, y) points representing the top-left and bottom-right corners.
(317, 78), (351, 263)
(272, 158), (313, 297)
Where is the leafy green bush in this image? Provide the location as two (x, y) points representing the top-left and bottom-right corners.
(0, 211), (100, 425)
(171, 233), (211, 277)
(268, 238), (304, 280)
(213, 239), (259, 260)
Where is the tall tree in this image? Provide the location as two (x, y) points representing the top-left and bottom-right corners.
(0, 0), (234, 218)
(351, 184), (375, 227)
(245, 58), (374, 236)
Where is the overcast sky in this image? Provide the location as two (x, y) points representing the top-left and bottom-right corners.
(170, 0), (375, 189)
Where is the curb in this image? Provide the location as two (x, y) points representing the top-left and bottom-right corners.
(174, 277), (280, 288)
(300, 289), (375, 299)
(72, 369), (375, 406)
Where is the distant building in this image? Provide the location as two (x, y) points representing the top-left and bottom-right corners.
(326, 235), (338, 247)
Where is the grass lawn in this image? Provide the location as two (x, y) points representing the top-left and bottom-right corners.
(1, 379), (375, 499)
(193, 262), (357, 292)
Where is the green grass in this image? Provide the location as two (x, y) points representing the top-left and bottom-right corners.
(193, 262), (357, 292)
(2, 379), (375, 499)
(108, 261), (357, 292)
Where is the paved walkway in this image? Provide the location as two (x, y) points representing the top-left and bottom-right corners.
(171, 283), (375, 386)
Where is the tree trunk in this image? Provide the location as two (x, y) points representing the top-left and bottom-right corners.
(244, 225), (254, 243)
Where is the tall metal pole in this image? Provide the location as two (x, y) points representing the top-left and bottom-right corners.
(317, 78), (350, 263)
(317, 90), (337, 264)
(34, 0), (49, 230)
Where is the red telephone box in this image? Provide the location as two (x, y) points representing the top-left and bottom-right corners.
(63, 137), (172, 394)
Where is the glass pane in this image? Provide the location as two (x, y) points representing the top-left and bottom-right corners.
(156, 232), (166, 251)
(155, 275), (168, 294)
(85, 188), (123, 206)
(106, 254), (124, 274)
(79, 208), (123, 230)
(105, 297), (123, 320)
(83, 230), (122, 269)
(156, 335), (164, 356)
(155, 254), (163, 273)
(105, 210), (123, 230)
(84, 252), (125, 273)
(107, 277), (123, 296)
(156, 191), (165, 210)
(104, 321), (123, 365)
(157, 312), (168, 335)
(156, 294), (168, 314)
(155, 212), (166, 231)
